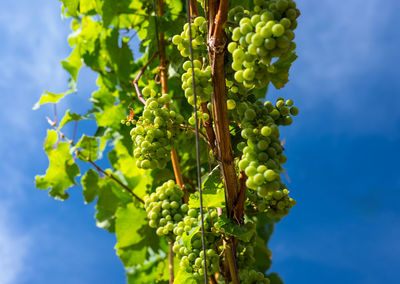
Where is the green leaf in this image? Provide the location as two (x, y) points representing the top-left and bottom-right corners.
(189, 166), (225, 208)
(108, 140), (152, 199)
(215, 215), (256, 242)
(43, 129), (58, 152)
(60, 0), (79, 16)
(58, 109), (83, 129)
(115, 203), (163, 268)
(104, 28), (134, 83)
(35, 130), (80, 200)
(76, 135), (99, 161)
(115, 202), (147, 248)
(268, 273), (284, 284)
(254, 235), (272, 272)
(182, 225), (201, 251)
(81, 169), (100, 203)
(99, 0), (136, 27)
(174, 265), (197, 284)
(32, 90), (74, 110)
(270, 52), (298, 89)
(61, 47), (82, 82)
(127, 254), (170, 284)
(95, 103), (125, 129)
(94, 179), (121, 232)
(80, 0), (96, 14)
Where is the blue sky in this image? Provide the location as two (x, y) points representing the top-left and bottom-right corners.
(0, 0), (399, 283)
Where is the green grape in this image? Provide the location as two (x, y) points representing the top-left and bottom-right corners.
(227, 1), (300, 90)
(143, 180), (185, 239)
(231, 97), (298, 216)
(130, 91), (181, 169)
(172, 16), (207, 59)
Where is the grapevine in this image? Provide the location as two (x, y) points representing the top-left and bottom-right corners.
(35, 0), (302, 283)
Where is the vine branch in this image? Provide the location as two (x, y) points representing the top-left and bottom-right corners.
(207, 1), (240, 283)
(132, 51), (159, 105)
(156, 0), (188, 204)
(207, 0), (237, 220)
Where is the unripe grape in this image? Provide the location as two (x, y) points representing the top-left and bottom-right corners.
(272, 24), (285, 37)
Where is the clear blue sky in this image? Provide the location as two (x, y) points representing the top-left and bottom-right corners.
(0, 1), (399, 283)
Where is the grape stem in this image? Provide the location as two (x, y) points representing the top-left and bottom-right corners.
(175, 123), (209, 143)
(45, 117), (145, 204)
(132, 51), (159, 105)
(201, 102), (217, 155)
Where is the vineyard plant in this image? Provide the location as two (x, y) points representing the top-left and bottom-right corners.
(35, 0), (300, 283)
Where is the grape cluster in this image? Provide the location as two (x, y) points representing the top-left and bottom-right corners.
(227, 0), (300, 89)
(130, 88), (184, 169)
(181, 60), (212, 107)
(173, 209), (220, 280)
(233, 98), (298, 217)
(239, 269), (271, 284)
(144, 180), (187, 238)
(180, 60), (213, 125)
(172, 16), (207, 58)
(235, 222), (271, 283)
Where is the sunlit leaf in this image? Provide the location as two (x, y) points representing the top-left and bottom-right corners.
(35, 130), (80, 200)
(61, 47), (82, 82)
(75, 135), (99, 161)
(32, 90), (74, 110)
(81, 168), (100, 203)
(58, 109), (82, 129)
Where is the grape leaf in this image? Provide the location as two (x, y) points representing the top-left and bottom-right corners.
(94, 178), (128, 232)
(115, 203), (164, 268)
(268, 273), (284, 284)
(60, 0), (79, 16)
(32, 90), (74, 110)
(61, 47), (82, 82)
(215, 215), (256, 242)
(174, 265), (197, 284)
(108, 140), (152, 199)
(182, 225), (201, 251)
(189, 166), (225, 208)
(58, 109), (82, 129)
(115, 202), (147, 248)
(75, 135), (99, 161)
(127, 255), (170, 284)
(81, 169), (100, 203)
(35, 130), (80, 200)
(79, 0), (96, 14)
(95, 103), (125, 129)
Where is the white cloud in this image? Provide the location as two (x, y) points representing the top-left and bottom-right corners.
(0, 2), (68, 89)
(0, 201), (31, 284)
(0, 0), (71, 138)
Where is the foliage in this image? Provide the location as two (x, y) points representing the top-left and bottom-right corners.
(35, 0), (300, 283)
